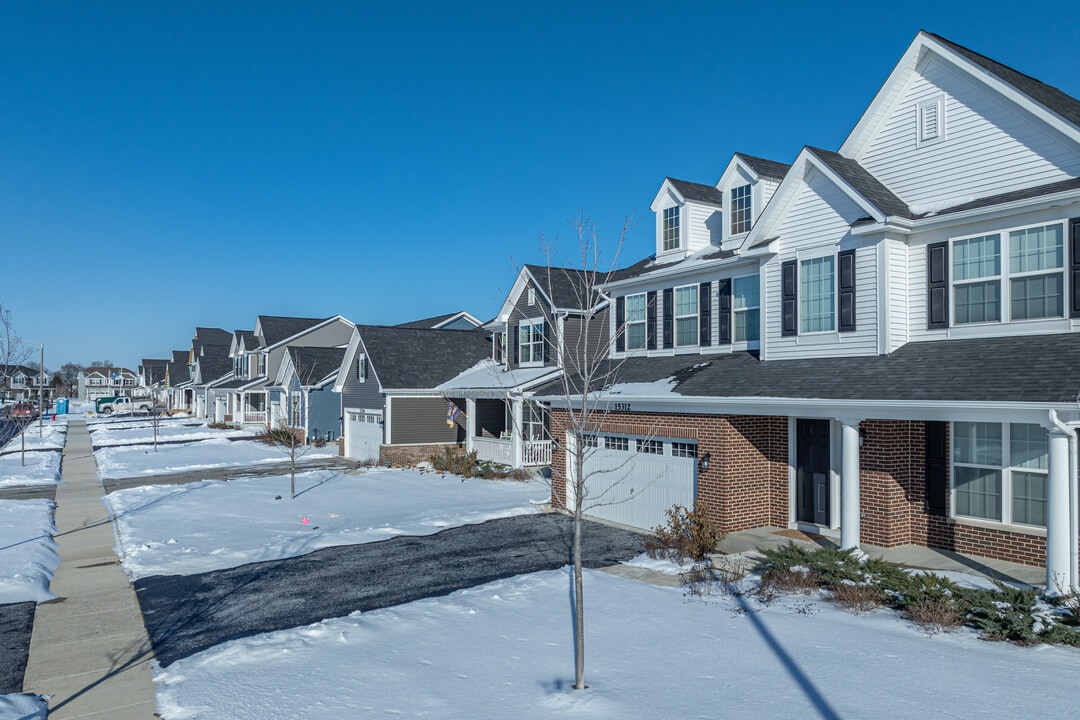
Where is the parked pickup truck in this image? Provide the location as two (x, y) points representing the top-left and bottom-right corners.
(97, 397), (154, 415)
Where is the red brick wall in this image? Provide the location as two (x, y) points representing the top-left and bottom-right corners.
(379, 442), (462, 467)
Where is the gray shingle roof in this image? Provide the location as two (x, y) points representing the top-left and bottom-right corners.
(258, 316), (326, 347)
(807, 147), (914, 219)
(234, 329), (256, 346)
(541, 333), (1080, 405)
(735, 153), (791, 181)
(395, 312), (461, 329)
(195, 345), (232, 384)
(928, 32), (1080, 131)
(140, 359), (169, 384)
(666, 178), (724, 206)
(356, 325), (491, 390)
(287, 346), (347, 386)
(195, 327), (232, 346)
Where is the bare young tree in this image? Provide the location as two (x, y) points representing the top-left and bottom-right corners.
(0, 304), (31, 407)
(267, 357), (319, 499)
(146, 402), (170, 452)
(57, 362), (84, 398)
(516, 211), (648, 691)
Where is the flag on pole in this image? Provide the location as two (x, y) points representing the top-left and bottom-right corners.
(446, 399), (462, 426)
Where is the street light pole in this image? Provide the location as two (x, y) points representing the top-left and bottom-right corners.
(23, 341), (44, 437)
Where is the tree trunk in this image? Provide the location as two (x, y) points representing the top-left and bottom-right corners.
(572, 441), (585, 689)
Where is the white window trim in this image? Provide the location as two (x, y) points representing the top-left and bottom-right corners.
(661, 205), (681, 253)
(624, 292), (647, 351)
(950, 221), (1067, 326)
(950, 421), (1049, 531)
(356, 354), (367, 382)
(518, 317), (545, 367)
(798, 255), (836, 335)
(730, 184), (752, 236)
(673, 284), (699, 348)
(527, 288), (536, 306)
(732, 273), (760, 344)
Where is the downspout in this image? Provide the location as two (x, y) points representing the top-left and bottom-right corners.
(1049, 409), (1080, 593)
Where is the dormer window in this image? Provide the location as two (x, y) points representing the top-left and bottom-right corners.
(662, 206), (680, 251)
(730, 185), (752, 235)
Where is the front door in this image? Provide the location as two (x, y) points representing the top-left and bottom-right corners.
(796, 419), (831, 525)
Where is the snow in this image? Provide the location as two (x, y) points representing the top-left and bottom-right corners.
(0, 416), (68, 455)
(0, 694), (46, 719)
(600, 377), (680, 397)
(0, 450), (63, 488)
(89, 420), (254, 447)
(94, 437), (339, 479)
(153, 568), (1080, 720)
(107, 469), (547, 578)
(437, 358), (557, 391)
(0, 499), (60, 603)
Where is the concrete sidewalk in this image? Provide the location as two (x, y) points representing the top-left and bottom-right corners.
(22, 418), (157, 719)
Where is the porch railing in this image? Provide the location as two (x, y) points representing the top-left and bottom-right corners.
(242, 411), (267, 425)
(523, 440), (552, 466)
(473, 436), (512, 465)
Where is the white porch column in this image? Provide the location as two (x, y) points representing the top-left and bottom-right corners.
(839, 419), (862, 552)
(1045, 427), (1072, 594)
(465, 398), (476, 454)
(511, 397), (524, 469)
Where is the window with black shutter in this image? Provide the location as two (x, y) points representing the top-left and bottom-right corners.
(718, 278), (732, 344)
(615, 296), (625, 352)
(838, 249), (856, 332)
(699, 282), (712, 346)
(925, 421), (948, 516)
(646, 290), (657, 350)
(542, 322), (550, 363)
(1070, 218), (1080, 318)
(927, 242), (949, 329)
(662, 288), (674, 349)
(781, 260), (797, 336)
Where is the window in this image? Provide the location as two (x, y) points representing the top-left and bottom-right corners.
(952, 422), (1048, 527)
(290, 391), (303, 427)
(730, 184), (752, 235)
(671, 441), (696, 458)
(523, 403), (548, 441)
(518, 321), (544, 364)
(953, 234), (1001, 324)
(604, 436), (629, 451)
(527, 288), (536, 306)
(662, 206), (680, 252)
(356, 354), (367, 381)
(674, 285), (698, 347)
(625, 293), (647, 350)
(582, 433), (598, 448)
(1008, 224), (1064, 320)
(799, 256), (835, 333)
(733, 275), (760, 342)
(637, 438), (662, 454)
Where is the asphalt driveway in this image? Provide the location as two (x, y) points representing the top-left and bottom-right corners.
(137, 513), (643, 667)
(0, 601), (35, 694)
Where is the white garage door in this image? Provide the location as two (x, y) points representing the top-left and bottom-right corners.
(568, 433), (697, 531)
(345, 409), (382, 462)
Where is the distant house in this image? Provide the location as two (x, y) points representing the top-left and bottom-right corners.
(187, 327), (233, 419)
(1, 364), (48, 403)
(275, 346), (347, 443)
(334, 325), (491, 464)
(77, 366), (138, 402)
(165, 350), (192, 411)
(394, 311), (483, 331)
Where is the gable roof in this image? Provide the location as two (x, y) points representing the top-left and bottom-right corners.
(666, 178), (724, 206)
(353, 325), (491, 390)
(806, 147), (914, 219)
(733, 153), (791, 181)
(140, 359), (169, 384)
(927, 32), (1080, 131)
(285, 346), (347, 387)
(395, 311), (482, 330)
(194, 327), (232, 346)
(193, 345), (232, 384)
(257, 316), (326, 347)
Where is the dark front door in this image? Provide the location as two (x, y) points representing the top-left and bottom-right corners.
(796, 419), (831, 525)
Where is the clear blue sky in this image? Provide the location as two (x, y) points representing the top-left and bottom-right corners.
(2, 1), (1078, 372)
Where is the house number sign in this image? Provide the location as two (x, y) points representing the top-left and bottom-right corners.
(613, 403), (631, 412)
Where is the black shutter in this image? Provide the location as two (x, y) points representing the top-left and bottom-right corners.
(927, 242), (949, 329)
(699, 282), (711, 346)
(662, 288), (673, 349)
(717, 278), (732, 345)
(512, 324), (519, 365)
(646, 290), (657, 350)
(493, 332), (503, 362)
(542, 321), (550, 363)
(615, 296), (625, 352)
(781, 260), (797, 336)
(1070, 218), (1080, 318)
(838, 249), (856, 332)
(925, 421), (948, 516)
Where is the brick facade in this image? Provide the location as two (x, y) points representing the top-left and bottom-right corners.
(379, 442), (462, 467)
(550, 409), (1071, 570)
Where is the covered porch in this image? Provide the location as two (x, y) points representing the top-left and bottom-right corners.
(464, 397), (552, 468)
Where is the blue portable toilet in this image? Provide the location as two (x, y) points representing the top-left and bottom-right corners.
(56, 398), (68, 414)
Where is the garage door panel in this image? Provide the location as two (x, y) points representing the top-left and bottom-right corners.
(579, 441), (695, 531)
(346, 410), (382, 462)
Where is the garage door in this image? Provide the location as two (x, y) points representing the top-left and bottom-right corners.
(345, 409), (382, 462)
(568, 433), (697, 531)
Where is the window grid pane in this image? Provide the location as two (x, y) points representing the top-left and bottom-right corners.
(953, 234), (1000, 281)
(1011, 471), (1047, 527)
(1009, 423), (1048, 470)
(954, 466), (1002, 521)
(625, 294), (646, 350)
(730, 185), (752, 235)
(953, 422), (1002, 466)
(954, 280), (1000, 324)
(1010, 274), (1063, 320)
(674, 286), (698, 346)
(663, 207), (680, 252)
(799, 256), (835, 333)
(735, 308), (759, 342)
(1009, 225), (1063, 274)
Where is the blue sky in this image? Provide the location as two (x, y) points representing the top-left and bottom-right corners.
(1, 1), (1078, 371)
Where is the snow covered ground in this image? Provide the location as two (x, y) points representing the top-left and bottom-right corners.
(0, 415), (68, 455)
(88, 419), (253, 447)
(0, 499), (59, 603)
(153, 568), (1080, 720)
(94, 436), (339, 479)
(108, 468), (547, 578)
(0, 451), (63, 488)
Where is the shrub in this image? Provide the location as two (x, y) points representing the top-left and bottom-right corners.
(828, 581), (883, 613)
(904, 598), (965, 635)
(647, 500), (724, 565)
(429, 447), (479, 478)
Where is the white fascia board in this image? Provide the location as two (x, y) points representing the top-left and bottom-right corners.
(494, 270), (533, 322)
(332, 330), (363, 393)
(840, 34), (925, 159)
(603, 256), (758, 292)
(871, 188), (1080, 237)
(804, 150), (888, 224)
(741, 152), (812, 251)
(541, 394), (1080, 425)
(434, 311), (482, 329)
(650, 179), (684, 212)
(718, 155), (759, 191)
(265, 315), (353, 352)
